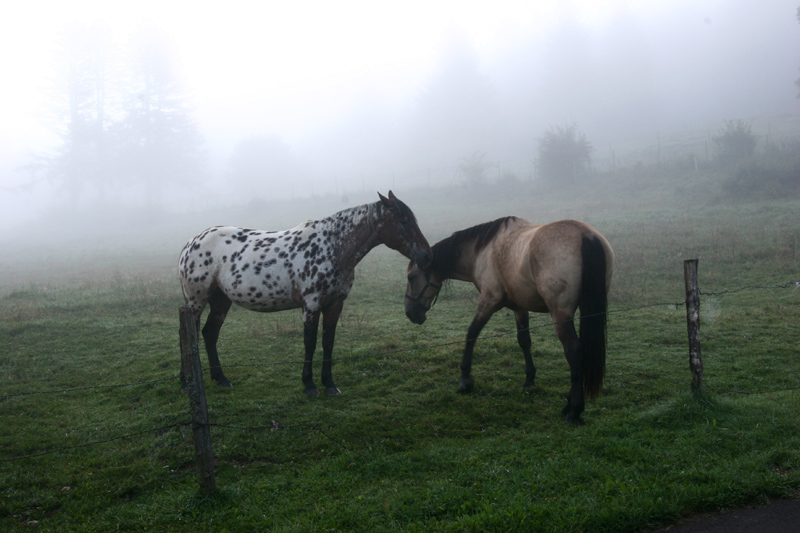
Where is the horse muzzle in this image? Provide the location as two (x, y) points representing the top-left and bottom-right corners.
(405, 305), (427, 325)
(404, 272), (439, 325)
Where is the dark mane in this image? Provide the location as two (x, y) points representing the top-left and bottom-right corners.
(324, 195), (417, 225)
(431, 216), (517, 279)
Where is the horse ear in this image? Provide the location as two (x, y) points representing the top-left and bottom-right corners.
(378, 192), (392, 207)
(388, 190), (397, 200)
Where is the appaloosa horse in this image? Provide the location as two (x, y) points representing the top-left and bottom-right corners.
(180, 191), (431, 396)
(404, 217), (612, 424)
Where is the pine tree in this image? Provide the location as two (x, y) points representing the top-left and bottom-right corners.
(39, 21), (116, 205)
(116, 20), (205, 207)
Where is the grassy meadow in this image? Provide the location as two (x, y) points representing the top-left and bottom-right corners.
(1, 150), (800, 531)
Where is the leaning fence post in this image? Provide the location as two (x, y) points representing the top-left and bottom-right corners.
(683, 259), (704, 392)
(179, 306), (217, 496)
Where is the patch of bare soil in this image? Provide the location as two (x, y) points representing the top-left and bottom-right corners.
(649, 496), (800, 533)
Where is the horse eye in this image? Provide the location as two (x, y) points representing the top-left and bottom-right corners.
(407, 272), (416, 282)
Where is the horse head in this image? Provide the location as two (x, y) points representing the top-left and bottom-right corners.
(404, 259), (442, 325)
(376, 191), (431, 270)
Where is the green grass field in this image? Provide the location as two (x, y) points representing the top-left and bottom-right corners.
(1, 162), (799, 531)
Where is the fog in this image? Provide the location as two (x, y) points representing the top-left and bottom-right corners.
(1, 0), (799, 233)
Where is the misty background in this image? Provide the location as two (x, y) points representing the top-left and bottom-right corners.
(1, 0), (799, 234)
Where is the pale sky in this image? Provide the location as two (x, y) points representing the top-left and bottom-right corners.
(0, 0), (673, 151)
(1, 0), (798, 225)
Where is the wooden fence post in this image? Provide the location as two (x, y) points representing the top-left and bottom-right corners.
(683, 259), (704, 392)
(179, 306), (217, 496)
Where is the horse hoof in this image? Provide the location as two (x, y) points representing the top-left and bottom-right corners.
(217, 380), (233, 388)
(564, 414), (585, 426)
(325, 386), (341, 395)
(457, 379), (474, 394)
(305, 387), (320, 397)
(562, 403), (585, 425)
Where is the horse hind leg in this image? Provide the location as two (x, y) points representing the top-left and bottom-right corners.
(202, 287), (233, 387)
(515, 311), (536, 389)
(553, 312), (584, 425)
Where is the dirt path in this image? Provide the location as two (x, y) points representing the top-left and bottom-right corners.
(650, 496), (800, 532)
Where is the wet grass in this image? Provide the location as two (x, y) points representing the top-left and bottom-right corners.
(1, 171), (799, 531)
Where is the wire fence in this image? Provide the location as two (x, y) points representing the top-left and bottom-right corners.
(0, 420), (364, 463)
(0, 299), (687, 401)
(1, 281), (798, 463)
(699, 281), (800, 296)
(0, 423), (190, 463)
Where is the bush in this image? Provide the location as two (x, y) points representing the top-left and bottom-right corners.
(723, 140), (800, 198)
(458, 150), (492, 189)
(713, 119), (759, 165)
(537, 123), (592, 184)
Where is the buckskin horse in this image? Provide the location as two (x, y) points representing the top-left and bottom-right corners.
(180, 191), (431, 396)
(404, 217), (612, 424)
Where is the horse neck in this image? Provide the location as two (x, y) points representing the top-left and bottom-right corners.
(432, 237), (480, 284)
(325, 202), (383, 270)
(453, 244), (481, 283)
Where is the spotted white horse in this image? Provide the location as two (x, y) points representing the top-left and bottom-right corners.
(179, 191), (431, 396)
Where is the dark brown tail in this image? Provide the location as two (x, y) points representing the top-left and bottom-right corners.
(579, 234), (608, 400)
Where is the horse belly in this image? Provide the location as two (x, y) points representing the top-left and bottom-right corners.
(237, 298), (300, 313)
(507, 287), (549, 314)
(503, 261), (573, 315)
(220, 269), (300, 312)
(498, 251), (549, 313)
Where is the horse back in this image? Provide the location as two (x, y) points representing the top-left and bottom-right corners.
(494, 220), (612, 313)
(179, 224), (312, 313)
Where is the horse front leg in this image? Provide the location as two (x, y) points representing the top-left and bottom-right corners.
(515, 311), (536, 389)
(321, 300), (344, 395)
(458, 311), (492, 393)
(554, 314), (584, 425)
(302, 308), (321, 396)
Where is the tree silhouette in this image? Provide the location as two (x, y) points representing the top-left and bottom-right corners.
(536, 123), (592, 184)
(457, 150), (492, 189)
(796, 6), (800, 99)
(116, 20), (205, 206)
(408, 35), (496, 168)
(37, 21), (117, 204)
(31, 19), (205, 209)
(712, 119), (758, 165)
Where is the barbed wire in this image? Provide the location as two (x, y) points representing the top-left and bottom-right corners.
(4, 282), (796, 399)
(223, 300), (687, 371)
(0, 422), (190, 463)
(210, 421), (368, 458)
(2, 282), (797, 463)
(1, 418), (359, 463)
(720, 386), (800, 396)
(7, 383), (798, 463)
(0, 376), (176, 401)
(700, 281), (800, 296)
(0, 301), (683, 400)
